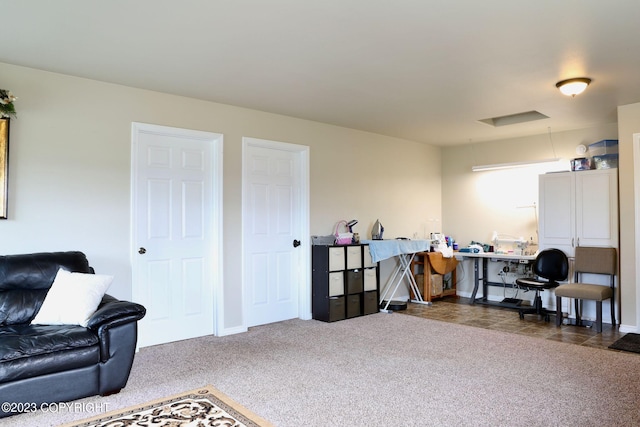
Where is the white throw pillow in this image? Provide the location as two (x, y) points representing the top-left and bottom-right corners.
(31, 268), (114, 327)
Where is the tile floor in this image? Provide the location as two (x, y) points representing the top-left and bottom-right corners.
(400, 296), (625, 351)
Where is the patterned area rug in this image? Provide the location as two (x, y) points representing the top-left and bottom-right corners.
(609, 333), (640, 354)
(61, 385), (273, 427)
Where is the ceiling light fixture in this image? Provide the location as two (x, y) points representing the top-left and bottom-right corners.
(471, 158), (562, 172)
(556, 77), (591, 97)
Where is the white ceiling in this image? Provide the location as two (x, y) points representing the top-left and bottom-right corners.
(2, 1), (640, 146)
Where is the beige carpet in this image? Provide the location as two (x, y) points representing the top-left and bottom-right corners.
(59, 385), (273, 427)
(9, 313), (640, 427)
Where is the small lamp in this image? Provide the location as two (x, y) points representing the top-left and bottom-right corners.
(556, 78), (591, 97)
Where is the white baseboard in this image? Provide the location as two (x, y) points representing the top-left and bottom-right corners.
(300, 311), (312, 321)
(217, 325), (248, 336)
(619, 324), (639, 334)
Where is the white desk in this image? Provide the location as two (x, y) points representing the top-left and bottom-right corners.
(454, 252), (536, 307)
(362, 239), (432, 311)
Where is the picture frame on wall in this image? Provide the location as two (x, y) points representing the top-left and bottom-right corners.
(0, 118), (9, 219)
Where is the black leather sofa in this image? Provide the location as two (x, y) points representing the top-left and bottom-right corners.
(0, 251), (146, 417)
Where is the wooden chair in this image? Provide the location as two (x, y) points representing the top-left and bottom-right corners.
(554, 246), (617, 333)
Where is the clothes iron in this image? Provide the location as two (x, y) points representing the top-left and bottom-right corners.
(371, 219), (384, 240)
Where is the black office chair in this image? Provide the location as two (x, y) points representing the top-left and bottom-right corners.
(515, 248), (568, 322)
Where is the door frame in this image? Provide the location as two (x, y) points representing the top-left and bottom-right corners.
(241, 137), (311, 329)
(130, 122), (224, 339)
(631, 132), (640, 333)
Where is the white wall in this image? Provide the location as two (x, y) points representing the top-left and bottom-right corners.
(618, 102), (640, 331)
(0, 62), (441, 334)
(442, 124), (619, 302)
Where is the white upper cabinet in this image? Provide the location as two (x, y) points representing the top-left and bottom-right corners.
(539, 169), (618, 257)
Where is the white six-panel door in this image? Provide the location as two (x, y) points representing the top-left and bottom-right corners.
(243, 137), (310, 328)
(132, 123), (223, 347)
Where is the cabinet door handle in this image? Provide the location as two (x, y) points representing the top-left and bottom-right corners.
(293, 239), (301, 248)
(571, 238), (574, 248)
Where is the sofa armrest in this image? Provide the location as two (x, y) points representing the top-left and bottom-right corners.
(87, 295), (146, 363)
(86, 295), (146, 330)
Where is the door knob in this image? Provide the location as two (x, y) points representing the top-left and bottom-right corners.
(138, 247), (147, 254)
(293, 239), (301, 248)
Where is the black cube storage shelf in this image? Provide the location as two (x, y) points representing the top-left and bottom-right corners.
(312, 244), (379, 322)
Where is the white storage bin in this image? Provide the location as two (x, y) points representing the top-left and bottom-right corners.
(328, 247), (345, 271)
(328, 272), (344, 296)
(346, 246), (362, 269)
(363, 245), (376, 268)
(364, 268), (377, 291)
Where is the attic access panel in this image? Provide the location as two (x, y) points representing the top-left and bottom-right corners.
(479, 111), (549, 127)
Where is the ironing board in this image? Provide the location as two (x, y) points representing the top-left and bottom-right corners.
(362, 239), (432, 312)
